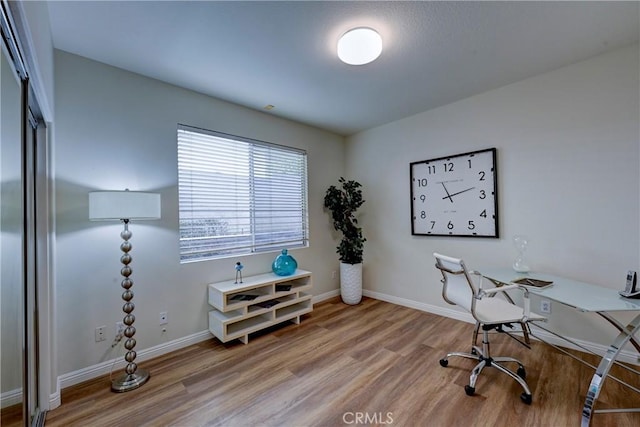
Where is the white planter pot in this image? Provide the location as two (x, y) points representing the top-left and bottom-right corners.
(340, 262), (362, 305)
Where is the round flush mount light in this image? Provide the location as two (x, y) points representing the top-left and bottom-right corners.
(337, 27), (382, 65)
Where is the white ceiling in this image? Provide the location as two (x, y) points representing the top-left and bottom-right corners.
(47, 1), (639, 136)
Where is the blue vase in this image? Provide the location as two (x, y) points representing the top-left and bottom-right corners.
(272, 249), (297, 276)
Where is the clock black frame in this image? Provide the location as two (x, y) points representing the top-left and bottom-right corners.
(410, 148), (499, 238)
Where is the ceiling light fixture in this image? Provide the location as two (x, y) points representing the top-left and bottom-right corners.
(337, 27), (382, 66)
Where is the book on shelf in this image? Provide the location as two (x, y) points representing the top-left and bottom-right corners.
(256, 300), (280, 308)
(275, 284), (292, 292)
(513, 277), (553, 289)
(230, 294), (259, 301)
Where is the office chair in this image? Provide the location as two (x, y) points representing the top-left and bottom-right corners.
(433, 253), (546, 404)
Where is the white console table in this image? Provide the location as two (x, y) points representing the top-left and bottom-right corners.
(208, 269), (313, 344)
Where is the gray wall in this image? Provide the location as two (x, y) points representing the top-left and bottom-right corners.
(54, 50), (345, 376)
(347, 44), (640, 347)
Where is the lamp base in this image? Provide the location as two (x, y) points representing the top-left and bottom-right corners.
(111, 368), (150, 393)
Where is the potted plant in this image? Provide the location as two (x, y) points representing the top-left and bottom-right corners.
(324, 177), (366, 304)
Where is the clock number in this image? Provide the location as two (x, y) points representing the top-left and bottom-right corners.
(430, 221), (436, 230)
(444, 162), (454, 172)
(420, 211), (426, 219)
(447, 221), (454, 230)
(479, 190), (486, 199)
(419, 194), (426, 203)
(468, 159), (472, 168)
(478, 171), (485, 181)
(468, 221), (475, 230)
(480, 209), (487, 218)
(416, 178), (427, 187)
(427, 165), (436, 174)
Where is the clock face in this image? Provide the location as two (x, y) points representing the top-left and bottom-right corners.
(410, 148), (499, 237)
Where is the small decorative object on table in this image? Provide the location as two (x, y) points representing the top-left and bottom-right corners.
(512, 235), (530, 273)
(272, 249), (297, 276)
(235, 261), (244, 284)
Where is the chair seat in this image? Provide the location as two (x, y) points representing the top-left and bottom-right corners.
(475, 297), (546, 325)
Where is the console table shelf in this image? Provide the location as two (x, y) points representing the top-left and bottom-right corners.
(208, 269), (313, 344)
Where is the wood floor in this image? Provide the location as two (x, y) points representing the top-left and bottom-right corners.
(8, 297), (640, 426)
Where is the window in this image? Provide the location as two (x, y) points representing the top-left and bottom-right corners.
(177, 124), (309, 262)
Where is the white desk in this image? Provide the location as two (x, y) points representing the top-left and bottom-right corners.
(480, 269), (640, 427)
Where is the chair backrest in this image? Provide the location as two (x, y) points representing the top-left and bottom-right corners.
(433, 252), (478, 313)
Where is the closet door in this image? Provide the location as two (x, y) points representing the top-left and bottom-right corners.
(24, 102), (41, 426)
(1, 39), (26, 425)
(1, 29), (47, 427)
(1, 0), (52, 424)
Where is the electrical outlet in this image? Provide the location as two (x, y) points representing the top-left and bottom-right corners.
(159, 311), (168, 325)
(95, 326), (106, 342)
(331, 270), (337, 279)
(540, 299), (552, 314)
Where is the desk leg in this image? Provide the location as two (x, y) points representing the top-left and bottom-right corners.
(597, 312), (640, 354)
(581, 314), (640, 427)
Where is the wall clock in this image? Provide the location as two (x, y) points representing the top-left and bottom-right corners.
(410, 148), (499, 237)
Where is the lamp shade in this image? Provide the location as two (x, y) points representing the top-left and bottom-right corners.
(89, 191), (161, 221)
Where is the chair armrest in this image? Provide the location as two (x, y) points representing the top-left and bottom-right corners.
(480, 283), (521, 295)
(479, 284), (533, 321)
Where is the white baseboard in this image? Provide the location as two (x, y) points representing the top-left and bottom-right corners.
(49, 389), (61, 410)
(312, 289), (340, 303)
(363, 289), (640, 365)
(363, 289), (475, 324)
(57, 330), (212, 391)
(1, 383), (60, 410)
(0, 387), (21, 409)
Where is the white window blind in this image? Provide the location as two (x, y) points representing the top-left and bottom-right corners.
(177, 125), (309, 262)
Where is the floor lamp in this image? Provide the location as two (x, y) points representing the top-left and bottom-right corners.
(89, 189), (161, 392)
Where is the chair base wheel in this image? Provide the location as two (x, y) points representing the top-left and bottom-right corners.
(439, 359), (448, 367)
(521, 393), (532, 405)
(517, 366), (526, 380)
(464, 385), (475, 396)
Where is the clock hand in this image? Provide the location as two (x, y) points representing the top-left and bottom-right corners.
(441, 186), (476, 200)
(441, 182), (454, 203)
